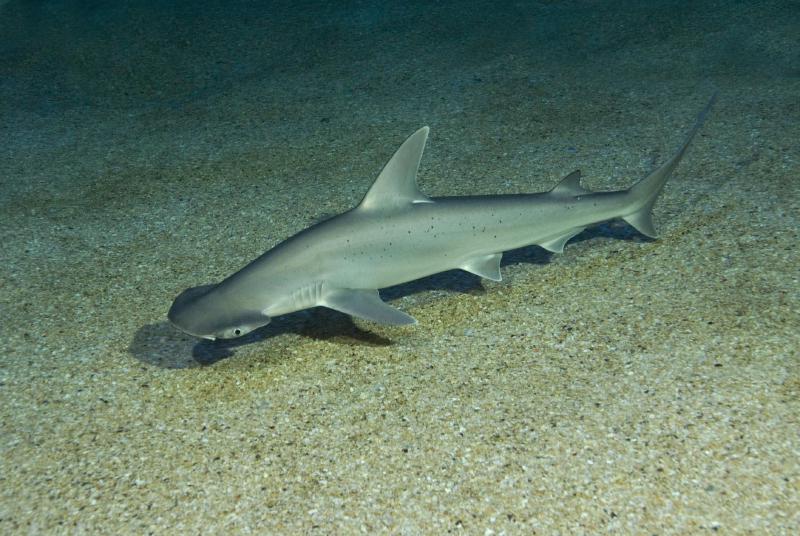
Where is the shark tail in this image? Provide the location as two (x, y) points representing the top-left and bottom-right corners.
(622, 94), (716, 238)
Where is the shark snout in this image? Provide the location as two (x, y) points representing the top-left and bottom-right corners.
(168, 283), (271, 340)
(167, 284), (219, 338)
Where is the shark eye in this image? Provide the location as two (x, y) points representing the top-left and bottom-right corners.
(224, 326), (250, 339)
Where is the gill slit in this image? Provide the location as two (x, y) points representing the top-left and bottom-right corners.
(291, 280), (326, 309)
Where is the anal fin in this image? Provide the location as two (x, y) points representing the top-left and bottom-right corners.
(322, 288), (416, 325)
(539, 227), (584, 253)
(460, 253), (502, 281)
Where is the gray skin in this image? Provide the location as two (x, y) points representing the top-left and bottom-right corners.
(169, 97), (714, 340)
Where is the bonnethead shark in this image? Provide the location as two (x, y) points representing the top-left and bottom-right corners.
(169, 97), (714, 341)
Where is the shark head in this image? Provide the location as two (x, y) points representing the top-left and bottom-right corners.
(168, 283), (271, 341)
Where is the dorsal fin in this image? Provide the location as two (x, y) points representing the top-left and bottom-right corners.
(549, 170), (591, 196)
(357, 127), (433, 211)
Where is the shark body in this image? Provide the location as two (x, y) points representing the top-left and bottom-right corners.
(169, 98), (714, 341)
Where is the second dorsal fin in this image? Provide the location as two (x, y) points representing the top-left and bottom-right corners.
(549, 170), (591, 196)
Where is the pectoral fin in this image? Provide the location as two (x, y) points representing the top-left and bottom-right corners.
(322, 288), (417, 325)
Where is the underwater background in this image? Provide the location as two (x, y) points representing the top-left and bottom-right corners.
(1, 0), (798, 533)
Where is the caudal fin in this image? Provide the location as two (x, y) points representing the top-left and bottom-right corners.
(623, 94), (716, 238)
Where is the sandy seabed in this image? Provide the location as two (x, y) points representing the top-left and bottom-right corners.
(1, 0), (797, 533)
